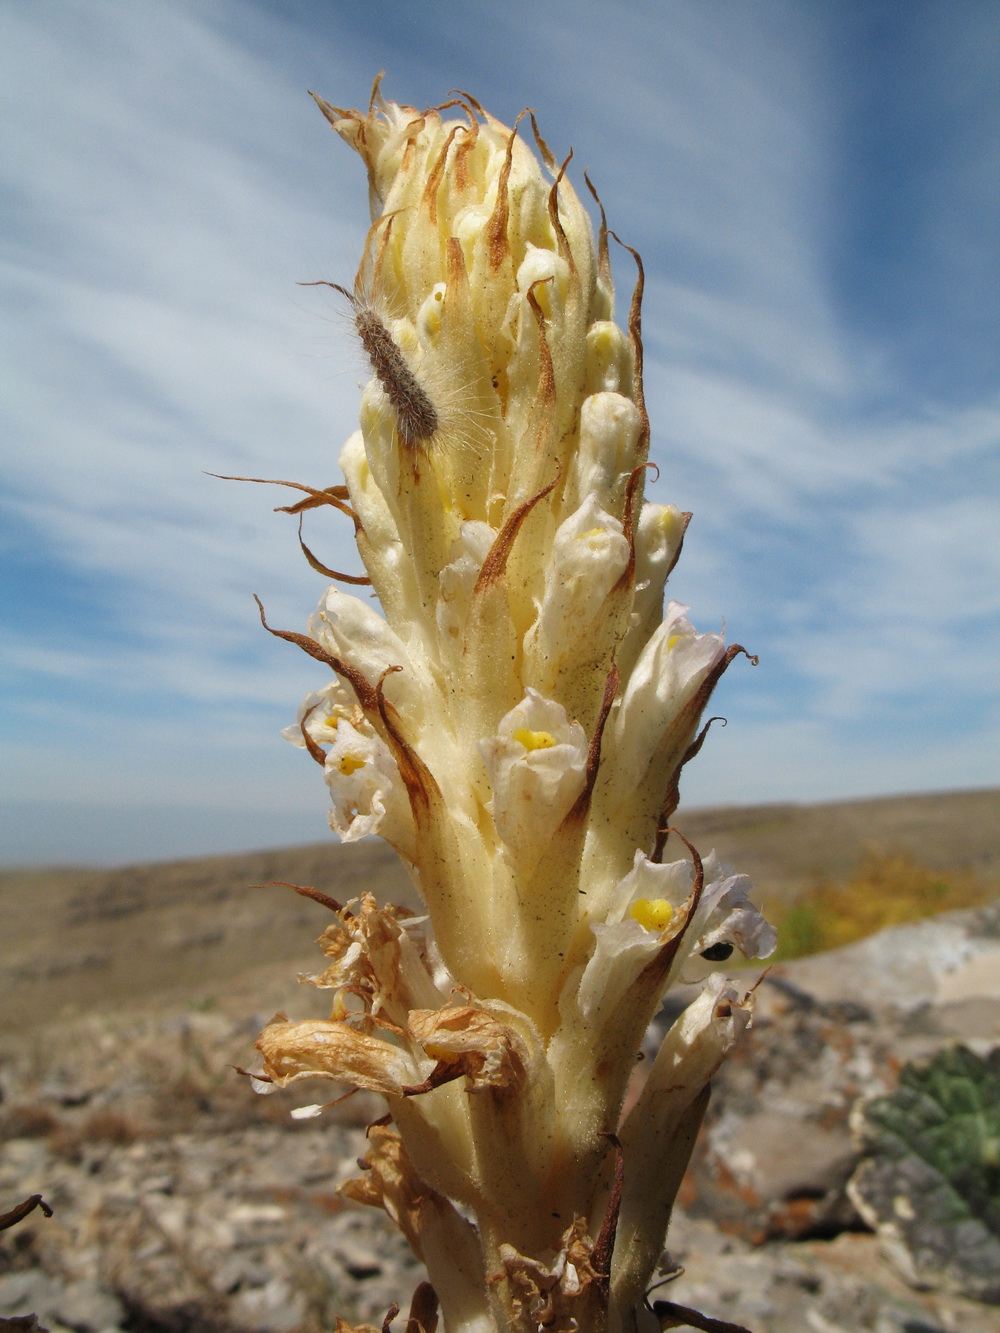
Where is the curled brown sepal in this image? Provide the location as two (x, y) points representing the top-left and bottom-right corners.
(623, 463), (660, 544)
(254, 880), (344, 914)
(367, 71), (386, 113)
(400, 1061), (467, 1097)
(405, 1282), (439, 1333)
(381, 1304), (400, 1333)
(297, 515), (371, 586)
(375, 666), (441, 825)
(253, 595), (379, 715)
(277, 484), (352, 516)
(309, 78), (394, 208)
(614, 462), (660, 595)
(591, 1132), (625, 1297)
(526, 277), (557, 408)
(295, 701), (329, 769)
(652, 716), (726, 863)
(484, 109), (527, 271)
(232, 1065), (271, 1082)
(429, 94), (475, 123)
(685, 645), (759, 726)
(421, 124), (464, 223)
(0, 1195), (53, 1232)
(449, 87), (488, 121)
(583, 171), (612, 300)
(606, 230), (649, 456)
(527, 110), (557, 173)
(566, 662), (620, 824)
(474, 467), (562, 595)
(652, 1300), (753, 1333)
(207, 472), (360, 531)
(547, 149), (578, 274)
(650, 643), (757, 857)
(661, 829), (704, 902)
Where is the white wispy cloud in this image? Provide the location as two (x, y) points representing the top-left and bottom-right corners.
(1, 0), (995, 862)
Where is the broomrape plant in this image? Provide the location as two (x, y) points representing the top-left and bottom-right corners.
(245, 80), (775, 1333)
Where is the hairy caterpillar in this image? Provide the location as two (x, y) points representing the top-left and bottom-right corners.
(303, 281), (440, 450)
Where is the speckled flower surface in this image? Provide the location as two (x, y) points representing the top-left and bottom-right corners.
(255, 81), (774, 1333)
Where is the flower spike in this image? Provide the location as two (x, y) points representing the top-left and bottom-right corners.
(247, 84), (772, 1333)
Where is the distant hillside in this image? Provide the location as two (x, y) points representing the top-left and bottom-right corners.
(674, 787), (1000, 904)
(2, 788), (997, 1033)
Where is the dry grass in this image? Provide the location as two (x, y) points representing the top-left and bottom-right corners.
(49, 1108), (141, 1161)
(769, 849), (993, 961)
(0, 1102), (61, 1139)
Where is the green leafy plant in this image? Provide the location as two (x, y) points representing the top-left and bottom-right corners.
(849, 1046), (1000, 1303)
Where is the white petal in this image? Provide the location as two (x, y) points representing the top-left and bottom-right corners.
(604, 603), (725, 804)
(310, 587), (425, 719)
(576, 850), (773, 1022)
(522, 494), (631, 693)
(564, 391), (642, 512)
(436, 521), (497, 654)
(322, 718), (413, 848)
(687, 854), (777, 961)
(577, 918), (661, 1022)
(479, 689), (587, 875)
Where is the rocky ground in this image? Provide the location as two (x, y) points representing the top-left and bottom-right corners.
(0, 997), (418, 1333)
(1, 789), (1000, 1333)
(2, 873), (1000, 1331)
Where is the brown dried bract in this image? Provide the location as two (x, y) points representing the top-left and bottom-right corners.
(0, 1194), (53, 1232)
(406, 1004), (528, 1092)
(498, 1219), (602, 1333)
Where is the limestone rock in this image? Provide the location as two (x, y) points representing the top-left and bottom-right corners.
(680, 903), (1000, 1245)
(3, 904), (1000, 1332)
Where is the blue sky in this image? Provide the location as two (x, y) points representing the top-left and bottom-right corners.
(2, 0), (998, 865)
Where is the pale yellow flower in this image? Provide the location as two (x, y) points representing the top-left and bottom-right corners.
(251, 79), (774, 1333)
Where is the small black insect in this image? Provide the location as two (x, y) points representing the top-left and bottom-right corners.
(700, 941), (734, 962)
